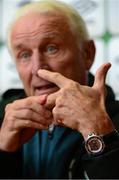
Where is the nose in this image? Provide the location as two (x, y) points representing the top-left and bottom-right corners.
(31, 51), (50, 75)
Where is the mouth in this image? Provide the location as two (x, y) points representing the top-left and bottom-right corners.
(34, 83), (59, 95)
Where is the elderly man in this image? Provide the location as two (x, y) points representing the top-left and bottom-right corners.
(0, 0), (119, 179)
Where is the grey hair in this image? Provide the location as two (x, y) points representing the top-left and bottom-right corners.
(7, 0), (89, 53)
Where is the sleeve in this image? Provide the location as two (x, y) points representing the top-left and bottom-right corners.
(0, 89), (25, 178)
(82, 142), (119, 179)
(0, 149), (22, 178)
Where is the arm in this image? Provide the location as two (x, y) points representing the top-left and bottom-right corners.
(38, 63), (119, 178)
(38, 63), (115, 138)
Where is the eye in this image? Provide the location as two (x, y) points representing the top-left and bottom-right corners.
(45, 44), (58, 54)
(19, 51), (31, 60)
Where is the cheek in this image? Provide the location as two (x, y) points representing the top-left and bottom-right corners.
(53, 55), (86, 83)
(16, 65), (32, 86)
(18, 68), (32, 96)
(51, 53), (79, 77)
(51, 52), (75, 69)
(50, 61), (76, 83)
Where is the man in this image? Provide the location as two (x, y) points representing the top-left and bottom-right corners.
(0, 0), (119, 179)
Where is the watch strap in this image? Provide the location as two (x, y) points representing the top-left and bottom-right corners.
(102, 130), (119, 151)
(85, 130), (119, 156)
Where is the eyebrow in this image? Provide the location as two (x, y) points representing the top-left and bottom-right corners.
(13, 32), (65, 51)
(14, 44), (26, 50)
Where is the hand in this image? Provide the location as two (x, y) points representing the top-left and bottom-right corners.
(38, 63), (115, 140)
(0, 95), (52, 152)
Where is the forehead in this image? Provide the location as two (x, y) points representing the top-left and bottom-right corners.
(11, 12), (73, 43)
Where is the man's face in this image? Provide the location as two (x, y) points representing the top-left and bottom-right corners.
(11, 12), (87, 96)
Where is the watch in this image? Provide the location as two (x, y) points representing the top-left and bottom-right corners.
(85, 133), (105, 155)
(85, 130), (119, 155)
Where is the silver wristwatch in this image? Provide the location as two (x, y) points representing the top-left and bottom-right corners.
(85, 130), (119, 155)
(85, 133), (105, 155)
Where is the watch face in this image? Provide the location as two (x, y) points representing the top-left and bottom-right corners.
(85, 135), (105, 154)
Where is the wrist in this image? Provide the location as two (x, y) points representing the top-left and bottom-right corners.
(81, 121), (115, 141)
(84, 129), (119, 155)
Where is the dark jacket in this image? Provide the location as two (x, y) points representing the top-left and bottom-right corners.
(0, 74), (119, 179)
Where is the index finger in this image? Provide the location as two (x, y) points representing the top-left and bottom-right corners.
(38, 69), (72, 88)
(10, 95), (48, 110)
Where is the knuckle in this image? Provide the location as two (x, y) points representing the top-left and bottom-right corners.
(6, 116), (16, 130)
(25, 120), (30, 126)
(25, 97), (33, 106)
(67, 80), (75, 87)
(32, 102), (41, 112)
(70, 81), (79, 89)
(63, 81), (79, 92)
(21, 97), (34, 107)
(66, 81), (80, 95)
(56, 97), (63, 107)
(52, 106), (59, 116)
(59, 88), (67, 97)
(52, 107), (57, 114)
(24, 120), (32, 128)
(24, 109), (32, 118)
(74, 81), (80, 87)
(4, 110), (14, 123)
(5, 103), (12, 112)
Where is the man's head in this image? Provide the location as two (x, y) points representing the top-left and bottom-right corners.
(7, 0), (95, 96)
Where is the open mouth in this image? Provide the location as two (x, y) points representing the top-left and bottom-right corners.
(34, 83), (58, 95)
(37, 83), (56, 90)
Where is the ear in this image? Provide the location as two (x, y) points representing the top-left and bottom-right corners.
(83, 40), (96, 70)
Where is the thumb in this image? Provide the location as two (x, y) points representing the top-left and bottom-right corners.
(37, 94), (48, 105)
(45, 91), (59, 110)
(93, 63), (111, 91)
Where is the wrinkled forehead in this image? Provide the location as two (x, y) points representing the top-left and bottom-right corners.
(11, 12), (72, 39)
